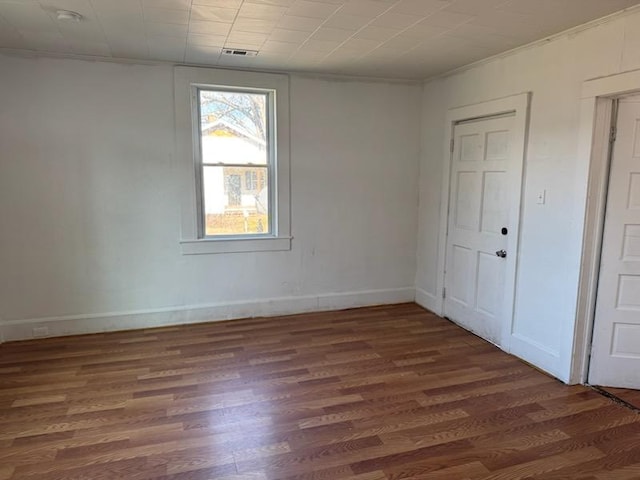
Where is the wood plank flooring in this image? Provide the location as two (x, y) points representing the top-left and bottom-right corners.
(600, 387), (640, 411)
(1, 303), (639, 479)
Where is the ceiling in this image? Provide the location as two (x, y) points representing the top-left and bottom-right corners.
(0, 0), (639, 79)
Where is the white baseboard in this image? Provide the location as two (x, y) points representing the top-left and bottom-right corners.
(509, 332), (562, 381)
(0, 287), (416, 342)
(415, 287), (441, 315)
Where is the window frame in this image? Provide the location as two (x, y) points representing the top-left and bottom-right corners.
(174, 67), (291, 255)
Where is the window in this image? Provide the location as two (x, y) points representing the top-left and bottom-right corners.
(199, 89), (270, 236)
(174, 67), (291, 254)
(245, 171), (258, 191)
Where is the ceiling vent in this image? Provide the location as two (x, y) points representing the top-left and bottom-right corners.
(222, 48), (258, 57)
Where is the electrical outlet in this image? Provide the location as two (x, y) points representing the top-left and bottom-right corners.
(33, 326), (49, 338)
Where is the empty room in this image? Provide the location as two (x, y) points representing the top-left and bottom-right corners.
(3, 0), (640, 478)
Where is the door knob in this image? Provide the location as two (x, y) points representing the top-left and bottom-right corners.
(496, 249), (507, 258)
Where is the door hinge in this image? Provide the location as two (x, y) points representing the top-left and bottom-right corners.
(450, 138), (454, 153)
(610, 125), (617, 143)
(442, 287), (446, 299)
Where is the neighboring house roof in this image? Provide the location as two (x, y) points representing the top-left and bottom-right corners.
(201, 119), (265, 147)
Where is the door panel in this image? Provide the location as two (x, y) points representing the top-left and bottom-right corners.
(476, 252), (504, 317)
(481, 171), (508, 234)
(444, 115), (516, 346)
(590, 98), (640, 388)
(455, 172), (480, 230)
(450, 245), (473, 305)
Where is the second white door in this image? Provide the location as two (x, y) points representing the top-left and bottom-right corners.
(589, 97), (640, 388)
(444, 114), (519, 347)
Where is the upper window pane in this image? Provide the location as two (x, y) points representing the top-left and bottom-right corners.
(199, 90), (268, 166)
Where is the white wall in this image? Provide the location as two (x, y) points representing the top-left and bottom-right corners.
(416, 9), (640, 382)
(0, 54), (422, 340)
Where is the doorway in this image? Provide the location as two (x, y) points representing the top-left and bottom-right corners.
(588, 95), (640, 394)
(444, 113), (518, 347)
(437, 94), (529, 355)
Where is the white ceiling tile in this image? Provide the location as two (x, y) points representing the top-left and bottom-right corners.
(286, 0), (340, 18)
(379, 34), (420, 49)
(499, 0), (566, 16)
(277, 14), (324, 30)
(0, 36), (27, 49)
(444, 0), (505, 15)
(0, 0), (635, 78)
(400, 22), (449, 39)
(310, 26), (354, 41)
(0, 14), (22, 42)
(192, 0), (242, 8)
(322, 13), (371, 29)
(322, 51), (360, 66)
(57, 23), (107, 42)
(289, 49), (327, 61)
(448, 23), (520, 49)
(338, 0), (395, 18)
(101, 21), (146, 38)
(143, 7), (191, 24)
(187, 33), (228, 46)
(226, 30), (268, 46)
(19, 32), (72, 52)
(390, 0), (450, 16)
(91, 1), (144, 24)
(421, 10), (473, 28)
(141, 0), (191, 11)
(249, 0), (296, 5)
(189, 20), (233, 35)
(185, 44), (222, 63)
(90, 0), (143, 15)
(268, 27), (310, 41)
(470, 10), (545, 37)
(145, 22), (188, 36)
(339, 36), (380, 51)
(311, 0), (350, 4)
(191, 5), (238, 22)
(370, 12), (422, 28)
(108, 42), (150, 59)
(232, 18), (277, 33)
(365, 45), (407, 58)
(261, 39), (299, 52)
(217, 53), (264, 66)
(0, 2), (58, 32)
(300, 38), (341, 51)
(238, 2), (288, 20)
(224, 41), (264, 49)
(353, 25), (399, 41)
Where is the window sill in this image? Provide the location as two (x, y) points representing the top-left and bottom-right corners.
(180, 236), (292, 255)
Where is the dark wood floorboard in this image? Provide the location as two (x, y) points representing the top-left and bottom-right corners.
(1, 303), (639, 479)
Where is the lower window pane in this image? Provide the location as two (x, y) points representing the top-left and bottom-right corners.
(203, 166), (269, 236)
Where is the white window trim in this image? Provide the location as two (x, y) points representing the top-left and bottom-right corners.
(174, 66), (291, 255)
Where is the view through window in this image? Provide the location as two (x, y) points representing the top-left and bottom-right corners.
(198, 89), (271, 236)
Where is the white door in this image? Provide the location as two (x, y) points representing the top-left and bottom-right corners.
(444, 114), (519, 347)
(589, 97), (640, 388)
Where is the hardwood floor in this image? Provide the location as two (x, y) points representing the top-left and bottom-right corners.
(1, 303), (639, 479)
(600, 387), (640, 411)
